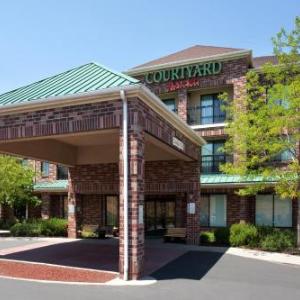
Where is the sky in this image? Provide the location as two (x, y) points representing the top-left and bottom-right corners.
(0, 0), (298, 93)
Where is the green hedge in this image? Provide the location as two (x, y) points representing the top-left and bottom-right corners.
(199, 223), (296, 252)
(200, 231), (215, 244)
(260, 229), (296, 252)
(229, 223), (258, 247)
(10, 218), (68, 237)
(214, 227), (230, 245)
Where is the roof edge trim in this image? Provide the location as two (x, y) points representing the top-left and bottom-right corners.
(126, 50), (252, 75)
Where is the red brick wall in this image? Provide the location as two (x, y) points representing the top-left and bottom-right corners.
(81, 194), (105, 227)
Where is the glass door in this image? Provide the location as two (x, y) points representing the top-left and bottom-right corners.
(145, 198), (176, 235)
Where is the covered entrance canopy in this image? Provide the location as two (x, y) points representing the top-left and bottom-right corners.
(0, 63), (204, 280)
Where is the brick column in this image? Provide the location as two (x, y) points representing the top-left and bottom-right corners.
(41, 193), (50, 219)
(186, 162), (201, 245)
(177, 89), (188, 122)
(119, 105), (145, 280)
(67, 172), (79, 238)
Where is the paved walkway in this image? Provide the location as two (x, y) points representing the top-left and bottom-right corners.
(0, 250), (300, 300)
(0, 237), (299, 284)
(0, 237), (186, 283)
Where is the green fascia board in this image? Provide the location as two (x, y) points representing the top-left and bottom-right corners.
(0, 62), (139, 107)
(201, 174), (277, 185)
(34, 180), (68, 191)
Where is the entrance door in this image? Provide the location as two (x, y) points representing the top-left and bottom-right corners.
(145, 198), (176, 235)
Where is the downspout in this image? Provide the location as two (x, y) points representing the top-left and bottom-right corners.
(120, 90), (129, 281)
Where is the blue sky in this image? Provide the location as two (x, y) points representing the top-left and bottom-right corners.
(0, 0), (298, 93)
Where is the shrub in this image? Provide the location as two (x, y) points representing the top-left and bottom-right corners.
(41, 218), (68, 237)
(229, 223), (258, 247)
(260, 230), (296, 252)
(10, 222), (42, 237)
(214, 227), (230, 245)
(257, 226), (274, 237)
(200, 231), (215, 244)
(10, 218), (67, 237)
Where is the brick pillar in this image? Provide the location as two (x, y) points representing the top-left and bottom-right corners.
(41, 193), (51, 219)
(177, 89), (188, 122)
(67, 172), (79, 238)
(186, 162), (201, 245)
(119, 105), (145, 280)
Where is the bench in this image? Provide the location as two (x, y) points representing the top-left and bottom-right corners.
(164, 227), (186, 243)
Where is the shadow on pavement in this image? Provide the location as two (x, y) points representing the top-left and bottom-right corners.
(151, 250), (226, 281)
(1, 239), (119, 272)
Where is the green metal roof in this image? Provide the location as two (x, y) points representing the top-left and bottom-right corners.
(201, 174), (276, 185)
(33, 175), (275, 192)
(34, 180), (68, 191)
(0, 62), (139, 107)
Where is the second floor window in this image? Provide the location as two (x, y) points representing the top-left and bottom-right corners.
(41, 161), (49, 177)
(200, 94), (225, 125)
(187, 94), (226, 125)
(201, 140), (227, 174)
(162, 99), (177, 113)
(57, 165), (68, 180)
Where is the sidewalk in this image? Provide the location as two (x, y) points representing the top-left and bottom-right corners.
(149, 239), (300, 267)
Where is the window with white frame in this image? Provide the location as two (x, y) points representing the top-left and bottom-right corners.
(200, 194), (227, 227)
(255, 194), (292, 227)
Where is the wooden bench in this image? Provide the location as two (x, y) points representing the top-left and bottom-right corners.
(164, 227), (186, 243)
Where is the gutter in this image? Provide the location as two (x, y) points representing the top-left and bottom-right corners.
(120, 90), (129, 281)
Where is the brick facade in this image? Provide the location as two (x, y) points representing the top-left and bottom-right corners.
(1, 51), (297, 280)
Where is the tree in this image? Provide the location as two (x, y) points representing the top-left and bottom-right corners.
(0, 155), (40, 217)
(221, 17), (300, 246)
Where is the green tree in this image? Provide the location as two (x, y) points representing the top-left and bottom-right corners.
(221, 17), (300, 247)
(0, 155), (40, 215)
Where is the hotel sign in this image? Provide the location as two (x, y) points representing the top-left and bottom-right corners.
(145, 61), (222, 84)
(172, 136), (185, 151)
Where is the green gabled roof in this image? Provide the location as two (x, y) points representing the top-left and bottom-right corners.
(201, 174), (277, 185)
(0, 62), (139, 107)
(34, 180), (68, 191)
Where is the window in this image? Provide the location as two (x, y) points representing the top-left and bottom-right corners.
(162, 99), (176, 113)
(21, 159), (28, 167)
(57, 165), (68, 180)
(41, 161), (49, 177)
(200, 94), (225, 125)
(273, 149), (294, 162)
(256, 194), (292, 227)
(201, 140), (227, 173)
(200, 194), (227, 227)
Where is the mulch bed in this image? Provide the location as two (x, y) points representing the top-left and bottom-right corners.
(0, 260), (117, 283)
